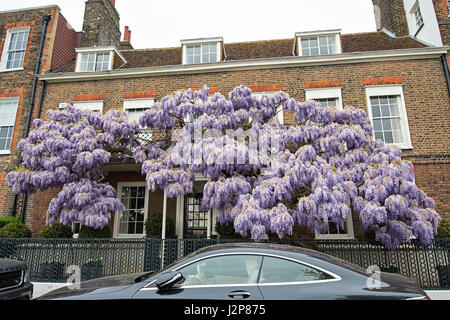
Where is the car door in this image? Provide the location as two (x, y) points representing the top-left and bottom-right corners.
(256, 255), (342, 300)
(133, 254), (264, 300)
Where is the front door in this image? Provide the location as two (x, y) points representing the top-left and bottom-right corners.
(184, 193), (208, 239)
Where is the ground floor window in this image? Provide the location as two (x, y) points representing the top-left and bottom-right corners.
(114, 182), (149, 238)
(184, 193), (209, 238)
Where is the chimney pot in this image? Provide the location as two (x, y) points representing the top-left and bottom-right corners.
(111, 0), (116, 6)
(124, 26), (131, 42)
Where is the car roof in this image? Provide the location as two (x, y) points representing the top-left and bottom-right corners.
(193, 242), (368, 276)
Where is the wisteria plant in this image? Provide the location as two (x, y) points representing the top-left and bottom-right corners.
(7, 85), (441, 249)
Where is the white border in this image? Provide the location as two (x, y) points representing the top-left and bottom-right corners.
(113, 181), (149, 238)
(305, 87), (343, 111)
(0, 27), (30, 71)
(182, 41), (222, 65)
(364, 85), (413, 150)
(72, 100), (104, 113)
(0, 96), (20, 154)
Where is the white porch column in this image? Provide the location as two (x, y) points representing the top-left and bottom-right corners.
(162, 189), (167, 239)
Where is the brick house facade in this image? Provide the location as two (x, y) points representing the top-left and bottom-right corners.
(1, 0), (449, 239)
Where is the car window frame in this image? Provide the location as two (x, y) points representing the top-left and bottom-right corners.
(140, 252), (342, 291)
(170, 252), (341, 288)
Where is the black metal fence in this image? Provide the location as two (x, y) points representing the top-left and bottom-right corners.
(0, 238), (448, 290)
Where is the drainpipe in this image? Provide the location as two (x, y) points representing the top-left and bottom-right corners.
(440, 54), (450, 96)
(11, 14), (52, 221)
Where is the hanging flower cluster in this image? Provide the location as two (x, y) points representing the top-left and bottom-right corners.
(7, 106), (140, 228)
(7, 86), (441, 248)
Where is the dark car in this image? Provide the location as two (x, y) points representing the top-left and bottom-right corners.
(0, 258), (33, 300)
(37, 243), (429, 300)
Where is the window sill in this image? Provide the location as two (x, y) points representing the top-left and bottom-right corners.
(0, 67), (24, 73)
(0, 150), (12, 155)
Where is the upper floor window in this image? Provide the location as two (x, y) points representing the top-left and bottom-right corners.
(75, 47), (126, 72)
(77, 52), (111, 72)
(181, 37), (222, 65)
(296, 30), (341, 57)
(0, 27), (30, 71)
(305, 87), (343, 111)
(414, 4), (424, 29)
(365, 85), (412, 150)
(72, 100), (103, 113)
(0, 97), (19, 154)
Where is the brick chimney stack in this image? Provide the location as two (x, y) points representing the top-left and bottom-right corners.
(81, 0), (121, 47)
(111, 0), (116, 6)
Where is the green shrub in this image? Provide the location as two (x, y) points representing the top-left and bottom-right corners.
(144, 213), (175, 238)
(39, 223), (73, 238)
(215, 221), (243, 239)
(0, 216), (22, 229)
(0, 222), (32, 238)
(436, 218), (450, 238)
(78, 226), (111, 238)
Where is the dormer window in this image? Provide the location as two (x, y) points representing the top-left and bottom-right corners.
(181, 37), (222, 65)
(296, 30), (341, 57)
(75, 47), (126, 72)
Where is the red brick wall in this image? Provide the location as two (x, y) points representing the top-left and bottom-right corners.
(51, 12), (78, 71)
(23, 56), (450, 235)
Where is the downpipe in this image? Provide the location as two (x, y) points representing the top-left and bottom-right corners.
(11, 15), (52, 222)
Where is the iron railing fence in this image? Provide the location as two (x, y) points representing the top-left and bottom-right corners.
(0, 238), (448, 289)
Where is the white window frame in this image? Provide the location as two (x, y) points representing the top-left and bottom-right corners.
(296, 30), (342, 57)
(75, 47), (126, 72)
(411, 1), (424, 30)
(252, 92), (284, 125)
(365, 85), (413, 150)
(72, 100), (103, 113)
(0, 27), (30, 72)
(123, 98), (154, 142)
(123, 98), (154, 124)
(315, 213), (355, 240)
(76, 51), (112, 72)
(114, 182), (149, 238)
(0, 97), (19, 155)
(305, 87), (343, 111)
(181, 38), (222, 65)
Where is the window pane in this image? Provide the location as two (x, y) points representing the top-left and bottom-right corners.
(259, 257), (333, 283)
(310, 47), (319, 56)
(371, 105), (381, 118)
(384, 131), (394, 143)
(373, 119), (382, 131)
(179, 255), (262, 286)
(382, 118), (392, 131)
(381, 105), (390, 117)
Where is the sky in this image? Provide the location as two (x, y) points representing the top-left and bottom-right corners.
(0, 0), (378, 49)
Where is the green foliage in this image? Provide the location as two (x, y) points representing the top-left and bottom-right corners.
(0, 222), (32, 238)
(144, 213), (175, 238)
(215, 221), (242, 239)
(78, 226), (111, 238)
(82, 259), (103, 267)
(39, 223), (73, 238)
(0, 216), (22, 229)
(436, 218), (450, 238)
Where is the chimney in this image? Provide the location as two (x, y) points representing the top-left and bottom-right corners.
(111, 0), (116, 6)
(81, 0), (121, 47)
(124, 26), (131, 42)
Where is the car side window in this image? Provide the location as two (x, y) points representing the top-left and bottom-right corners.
(259, 256), (333, 284)
(178, 255), (262, 286)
